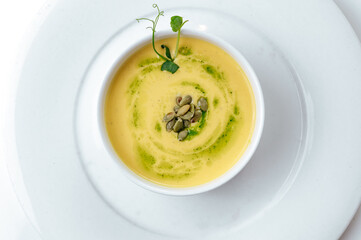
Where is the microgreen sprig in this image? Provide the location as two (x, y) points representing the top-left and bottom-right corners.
(170, 16), (188, 59)
(136, 4), (188, 74)
(136, 4), (168, 61)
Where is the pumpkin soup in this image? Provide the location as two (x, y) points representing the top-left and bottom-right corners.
(104, 37), (256, 187)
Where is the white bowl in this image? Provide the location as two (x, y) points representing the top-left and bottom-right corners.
(99, 30), (264, 195)
(76, 29), (264, 196)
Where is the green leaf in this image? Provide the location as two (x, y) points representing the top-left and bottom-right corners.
(161, 61), (179, 74)
(170, 16), (183, 32)
(161, 44), (172, 60)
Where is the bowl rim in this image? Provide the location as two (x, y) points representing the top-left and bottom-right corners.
(97, 29), (265, 196)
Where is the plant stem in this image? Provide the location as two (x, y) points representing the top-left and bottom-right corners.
(173, 30), (181, 59)
(152, 31), (168, 61)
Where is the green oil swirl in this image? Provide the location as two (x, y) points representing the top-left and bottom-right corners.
(126, 48), (242, 179)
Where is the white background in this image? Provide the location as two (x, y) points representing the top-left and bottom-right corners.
(0, 0), (360, 239)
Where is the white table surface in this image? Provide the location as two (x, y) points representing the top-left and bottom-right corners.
(0, 0), (360, 239)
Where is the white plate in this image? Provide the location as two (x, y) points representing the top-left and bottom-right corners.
(4, 0), (361, 239)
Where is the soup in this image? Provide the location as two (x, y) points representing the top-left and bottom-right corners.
(104, 36), (256, 187)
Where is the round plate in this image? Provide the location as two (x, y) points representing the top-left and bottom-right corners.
(5, 0), (361, 239)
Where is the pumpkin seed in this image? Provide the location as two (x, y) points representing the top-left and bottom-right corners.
(173, 105), (180, 113)
(178, 129), (188, 141)
(163, 112), (175, 122)
(197, 97), (208, 111)
(166, 119), (176, 132)
(180, 111), (194, 120)
(191, 110), (202, 123)
(179, 95), (192, 106)
(184, 120), (191, 128)
(190, 103), (195, 114)
(163, 94), (208, 140)
(175, 96), (182, 106)
(173, 118), (184, 132)
(177, 104), (190, 116)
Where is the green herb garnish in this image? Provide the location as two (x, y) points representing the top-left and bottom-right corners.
(136, 4), (188, 74)
(161, 60), (179, 73)
(170, 16), (188, 60)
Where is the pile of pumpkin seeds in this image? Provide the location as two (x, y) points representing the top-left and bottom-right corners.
(163, 95), (208, 141)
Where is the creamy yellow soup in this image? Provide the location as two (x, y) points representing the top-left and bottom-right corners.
(105, 37), (256, 187)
